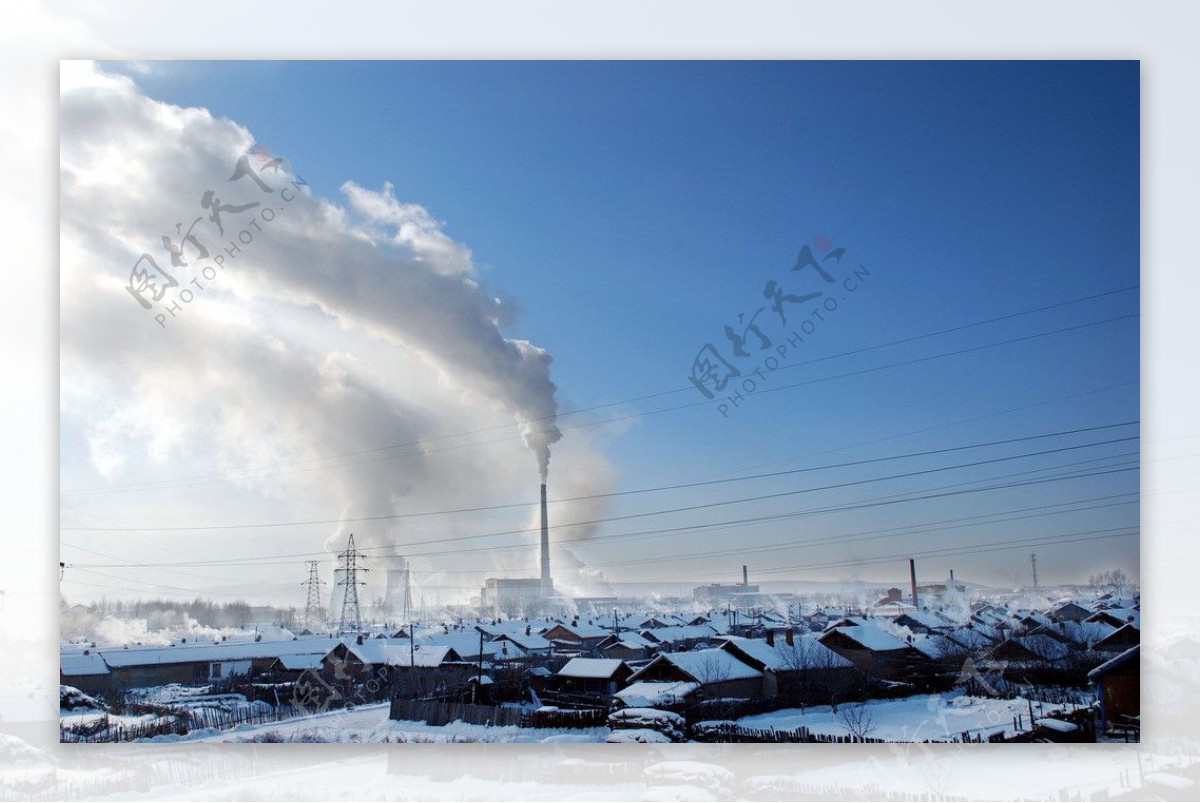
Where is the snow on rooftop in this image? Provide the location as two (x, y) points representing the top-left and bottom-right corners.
(557, 658), (626, 679)
(89, 638), (339, 669)
(344, 640), (456, 668)
(824, 623), (909, 652)
(656, 648), (763, 682)
(1034, 718), (1079, 733)
(615, 681), (700, 707)
(641, 624), (720, 643)
(721, 635), (852, 671)
(60, 651), (110, 677)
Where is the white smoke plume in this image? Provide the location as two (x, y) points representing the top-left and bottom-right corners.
(60, 62), (590, 577)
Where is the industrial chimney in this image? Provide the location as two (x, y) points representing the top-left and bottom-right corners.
(540, 483), (552, 595)
(909, 558), (919, 608)
(742, 565), (749, 586)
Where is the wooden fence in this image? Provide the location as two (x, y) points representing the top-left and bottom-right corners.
(60, 702), (310, 743)
(388, 698), (607, 729)
(389, 698), (524, 727)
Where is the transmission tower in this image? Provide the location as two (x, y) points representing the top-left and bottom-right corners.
(302, 560), (325, 630)
(336, 533), (368, 635)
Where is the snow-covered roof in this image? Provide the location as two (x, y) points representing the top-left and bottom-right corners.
(909, 635), (959, 661)
(557, 658), (627, 679)
(275, 653), (324, 671)
(60, 650), (110, 677)
(492, 632), (552, 651)
(641, 624), (720, 644)
(600, 631), (653, 648)
(1087, 608), (1140, 629)
(1089, 644), (1139, 680)
(1037, 620), (1116, 647)
(544, 622), (614, 640)
(95, 638), (338, 669)
(873, 601), (917, 616)
(342, 641), (458, 668)
(1035, 718), (1079, 733)
(947, 627), (999, 650)
(822, 623), (910, 652)
(895, 610), (952, 631)
(649, 648), (763, 683)
(421, 632), (516, 660)
(615, 681), (700, 707)
(720, 635), (852, 671)
(1013, 634), (1072, 662)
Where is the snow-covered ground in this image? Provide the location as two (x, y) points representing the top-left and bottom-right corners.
(733, 693), (1086, 742)
(150, 702), (608, 744)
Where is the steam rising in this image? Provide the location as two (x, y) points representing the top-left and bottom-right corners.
(60, 62), (580, 568)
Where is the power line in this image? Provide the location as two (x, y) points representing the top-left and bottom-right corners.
(61, 286), (1137, 497)
(60, 420), (1137, 533)
(64, 457), (1137, 573)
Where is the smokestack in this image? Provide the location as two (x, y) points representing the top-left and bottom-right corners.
(909, 558), (919, 608)
(742, 565), (748, 586)
(540, 483), (551, 594)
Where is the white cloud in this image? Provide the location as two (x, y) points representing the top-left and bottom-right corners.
(59, 62), (604, 584)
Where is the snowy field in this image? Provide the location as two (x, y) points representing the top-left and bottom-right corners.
(152, 702), (608, 744)
(734, 693), (1086, 742)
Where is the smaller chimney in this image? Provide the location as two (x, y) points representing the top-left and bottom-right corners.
(909, 558), (919, 608)
(765, 628), (775, 647)
(785, 627), (794, 646)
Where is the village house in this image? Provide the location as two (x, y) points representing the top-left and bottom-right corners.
(892, 610), (956, 635)
(624, 647), (765, 700)
(1094, 623), (1140, 652)
(595, 632), (654, 661)
(718, 633), (855, 702)
(639, 624), (721, 652)
(817, 622), (927, 679)
(60, 637), (339, 695)
(1089, 644), (1139, 735)
(540, 621), (615, 653)
(1047, 600), (1093, 623)
(547, 657), (633, 698)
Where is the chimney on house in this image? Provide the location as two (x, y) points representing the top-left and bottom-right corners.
(765, 628), (775, 647)
(909, 558), (919, 608)
(785, 627), (794, 646)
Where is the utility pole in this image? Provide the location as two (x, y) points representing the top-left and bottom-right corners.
(1031, 553), (1039, 590)
(408, 622), (416, 697)
(302, 561), (325, 631)
(336, 533), (368, 636)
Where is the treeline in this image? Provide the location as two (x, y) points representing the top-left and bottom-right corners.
(62, 596), (300, 636)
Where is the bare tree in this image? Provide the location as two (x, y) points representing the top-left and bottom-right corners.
(775, 637), (857, 712)
(838, 702), (878, 741)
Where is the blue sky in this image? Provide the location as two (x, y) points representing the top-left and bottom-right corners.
(68, 60), (1139, 597)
